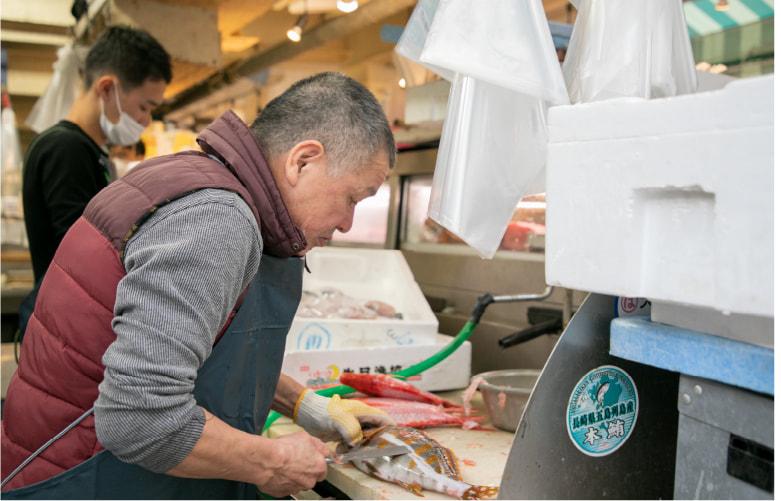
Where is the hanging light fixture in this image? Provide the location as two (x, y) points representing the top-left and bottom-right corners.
(287, 13), (308, 42)
(336, 0), (358, 13)
(715, 0), (730, 11)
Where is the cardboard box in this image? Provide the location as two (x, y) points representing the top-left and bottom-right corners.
(282, 334), (471, 392)
(286, 247), (439, 351)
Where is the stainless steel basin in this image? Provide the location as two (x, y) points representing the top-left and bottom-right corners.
(474, 369), (540, 432)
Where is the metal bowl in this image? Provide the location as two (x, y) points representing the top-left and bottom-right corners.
(475, 369), (541, 432)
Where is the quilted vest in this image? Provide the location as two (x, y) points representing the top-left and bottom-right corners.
(1, 111), (306, 491)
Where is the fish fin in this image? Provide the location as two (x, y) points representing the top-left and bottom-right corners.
(461, 485), (499, 499)
(397, 481), (424, 497)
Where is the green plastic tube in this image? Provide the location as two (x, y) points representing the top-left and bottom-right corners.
(261, 320), (477, 432)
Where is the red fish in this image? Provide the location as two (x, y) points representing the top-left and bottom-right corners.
(340, 373), (459, 407)
(356, 398), (483, 429)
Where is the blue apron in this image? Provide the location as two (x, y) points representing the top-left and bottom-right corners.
(3, 255), (303, 499)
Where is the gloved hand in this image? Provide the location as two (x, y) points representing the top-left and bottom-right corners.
(293, 390), (395, 446)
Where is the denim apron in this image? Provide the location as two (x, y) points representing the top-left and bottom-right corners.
(3, 255), (303, 499)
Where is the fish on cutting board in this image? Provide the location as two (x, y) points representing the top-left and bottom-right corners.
(340, 373), (459, 407)
(356, 398), (483, 430)
(350, 425), (498, 499)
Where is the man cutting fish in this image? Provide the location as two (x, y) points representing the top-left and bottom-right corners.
(1, 72), (395, 499)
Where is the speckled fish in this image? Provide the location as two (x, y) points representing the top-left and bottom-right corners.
(350, 426), (498, 499)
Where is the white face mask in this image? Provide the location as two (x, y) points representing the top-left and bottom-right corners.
(99, 82), (145, 146)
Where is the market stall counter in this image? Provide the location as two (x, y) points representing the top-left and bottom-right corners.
(266, 390), (514, 500)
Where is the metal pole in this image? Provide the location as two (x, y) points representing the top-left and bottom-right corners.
(493, 286), (554, 304)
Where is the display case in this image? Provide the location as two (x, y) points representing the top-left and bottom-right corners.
(392, 149), (547, 260)
(327, 147), (548, 259)
(401, 175), (546, 257)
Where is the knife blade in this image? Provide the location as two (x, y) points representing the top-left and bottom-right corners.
(326, 445), (409, 464)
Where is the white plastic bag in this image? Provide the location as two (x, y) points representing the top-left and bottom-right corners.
(2, 102), (27, 246)
(2, 105), (22, 177)
(419, 0), (566, 258)
(428, 74), (549, 258)
(25, 44), (85, 133)
(394, 0), (454, 82)
(562, 0), (697, 103)
(419, 0), (568, 105)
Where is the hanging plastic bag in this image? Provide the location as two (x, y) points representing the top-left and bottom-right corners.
(25, 44), (85, 133)
(394, 0), (454, 82)
(419, 0), (568, 104)
(419, 0), (566, 258)
(2, 96), (27, 247)
(428, 74), (549, 258)
(562, 0), (697, 103)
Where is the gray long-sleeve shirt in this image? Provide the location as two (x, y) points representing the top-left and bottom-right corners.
(94, 188), (262, 472)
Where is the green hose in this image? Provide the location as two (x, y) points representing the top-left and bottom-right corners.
(262, 320), (477, 432)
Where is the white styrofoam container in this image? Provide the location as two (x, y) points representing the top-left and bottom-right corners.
(546, 75), (773, 317)
(282, 334), (471, 392)
(286, 247), (439, 352)
(651, 301), (773, 348)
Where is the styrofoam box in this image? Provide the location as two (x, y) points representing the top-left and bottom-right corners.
(282, 334), (471, 392)
(546, 75), (773, 317)
(286, 247), (439, 352)
(651, 301), (773, 348)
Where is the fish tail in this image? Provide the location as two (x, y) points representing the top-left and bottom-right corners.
(461, 485), (499, 499)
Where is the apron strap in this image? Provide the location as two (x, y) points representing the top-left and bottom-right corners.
(1, 407), (95, 489)
(214, 286), (249, 345)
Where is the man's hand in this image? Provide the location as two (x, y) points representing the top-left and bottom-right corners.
(256, 432), (330, 497)
(293, 390), (395, 446)
(166, 408), (329, 497)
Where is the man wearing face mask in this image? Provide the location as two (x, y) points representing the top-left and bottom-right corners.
(19, 25), (171, 337)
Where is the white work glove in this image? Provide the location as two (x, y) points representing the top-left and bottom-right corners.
(293, 390), (395, 446)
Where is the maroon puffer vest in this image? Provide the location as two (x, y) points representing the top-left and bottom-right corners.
(1, 111), (306, 491)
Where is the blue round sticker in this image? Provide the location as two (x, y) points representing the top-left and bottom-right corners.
(566, 365), (638, 457)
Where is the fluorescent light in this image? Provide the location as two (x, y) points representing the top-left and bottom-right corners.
(287, 25), (302, 42)
(336, 0), (358, 13)
(287, 14), (308, 42)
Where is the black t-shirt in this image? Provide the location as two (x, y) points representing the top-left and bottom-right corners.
(22, 120), (110, 281)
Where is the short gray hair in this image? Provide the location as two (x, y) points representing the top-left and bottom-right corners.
(251, 72), (396, 174)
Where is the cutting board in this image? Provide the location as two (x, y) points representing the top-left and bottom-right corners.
(267, 391), (515, 500)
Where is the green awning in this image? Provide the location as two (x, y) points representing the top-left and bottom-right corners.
(685, 0), (774, 37)
(685, 0), (774, 71)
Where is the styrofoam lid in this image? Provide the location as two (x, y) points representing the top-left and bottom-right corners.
(548, 75), (772, 144)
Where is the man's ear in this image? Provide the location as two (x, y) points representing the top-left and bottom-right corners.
(93, 75), (117, 101)
(283, 140), (326, 187)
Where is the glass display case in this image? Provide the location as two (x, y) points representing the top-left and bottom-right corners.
(401, 174), (546, 258)
(326, 148), (547, 260)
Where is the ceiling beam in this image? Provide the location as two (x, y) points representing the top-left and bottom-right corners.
(158, 0), (416, 116)
(1, 0), (73, 27)
(1, 29), (71, 47)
